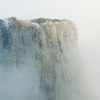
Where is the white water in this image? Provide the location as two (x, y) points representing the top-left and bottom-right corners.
(0, 18), (95, 100)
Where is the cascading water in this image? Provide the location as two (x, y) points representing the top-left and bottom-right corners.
(0, 17), (95, 100)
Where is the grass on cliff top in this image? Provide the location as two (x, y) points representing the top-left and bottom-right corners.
(31, 18), (67, 24)
(0, 17), (69, 24)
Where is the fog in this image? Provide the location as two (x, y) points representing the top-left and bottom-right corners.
(0, 0), (100, 99)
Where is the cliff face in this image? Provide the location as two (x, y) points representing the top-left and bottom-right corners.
(0, 18), (77, 66)
(0, 18), (93, 100)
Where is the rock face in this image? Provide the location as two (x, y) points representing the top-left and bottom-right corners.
(0, 18), (94, 100)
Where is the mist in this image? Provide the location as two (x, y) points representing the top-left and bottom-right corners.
(0, 0), (100, 99)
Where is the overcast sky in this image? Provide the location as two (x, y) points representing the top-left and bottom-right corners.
(0, 0), (100, 99)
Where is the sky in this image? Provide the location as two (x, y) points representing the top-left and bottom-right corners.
(0, 0), (100, 99)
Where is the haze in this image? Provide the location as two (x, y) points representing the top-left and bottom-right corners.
(0, 0), (100, 99)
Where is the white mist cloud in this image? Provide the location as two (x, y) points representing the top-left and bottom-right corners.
(0, 0), (100, 99)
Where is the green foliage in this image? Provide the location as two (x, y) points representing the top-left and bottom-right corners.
(31, 18), (65, 24)
(8, 17), (17, 22)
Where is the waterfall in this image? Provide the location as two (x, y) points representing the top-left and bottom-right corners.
(0, 17), (95, 100)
